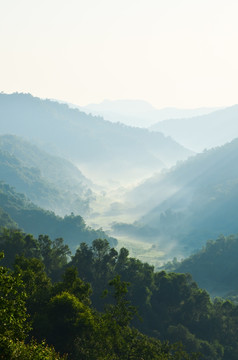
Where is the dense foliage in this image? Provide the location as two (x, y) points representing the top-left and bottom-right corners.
(0, 233), (198, 360)
(0, 252), (65, 359)
(1, 228), (238, 359)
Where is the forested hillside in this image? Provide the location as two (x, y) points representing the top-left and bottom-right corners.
(0, 183), (116, 250)
(0, 93), (192, 184)
(1, 92), (238, 359)
(113, 139), (238, 258)
(0, 207), (17, 228)
(0, 135), (93, 216)
(164, 233), (238, 298)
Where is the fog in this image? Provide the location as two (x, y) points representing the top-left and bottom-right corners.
(1, 93), (238, 266)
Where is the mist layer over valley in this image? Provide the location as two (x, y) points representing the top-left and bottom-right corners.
(0, 93), (192, 186)
(1, 92), (238, 267)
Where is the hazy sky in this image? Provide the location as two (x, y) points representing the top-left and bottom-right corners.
(1, 0), (238, 108)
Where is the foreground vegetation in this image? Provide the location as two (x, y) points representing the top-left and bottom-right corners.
(1, 229), (238, 359)
(0, 229), (197, 359)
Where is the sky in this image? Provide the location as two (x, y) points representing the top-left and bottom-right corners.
(1, 0), (238, 109)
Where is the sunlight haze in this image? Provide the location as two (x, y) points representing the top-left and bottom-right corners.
(1, 0), (238, 108)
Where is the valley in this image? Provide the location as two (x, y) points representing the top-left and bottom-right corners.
(1, 93), (238, 267)
(2, 1), (238, 358)
(1, 93), (238, 360)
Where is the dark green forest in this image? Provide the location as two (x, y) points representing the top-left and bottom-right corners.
(164, 233), (238, 299)
(0, 228), (198, 360)
(0, 182), (117, 250)
(1, 225), (238, 359)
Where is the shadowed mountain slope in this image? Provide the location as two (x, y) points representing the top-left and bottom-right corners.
(0, 135), (93, 216)
(113, 139), (238, 258)
(0, 182), (117, 250)
(163, 233), (238, 298)
(0, 93), (193, 184)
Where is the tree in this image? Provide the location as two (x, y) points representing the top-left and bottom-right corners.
(46, 291), (95, 355)
(38, 235), (71, 281)
(0, 228), (39, 268)
(0, 251), (67, 359)
(52, 266), (92, 305)
(13, 255), (52, 319)
(0, 252), (30, 350)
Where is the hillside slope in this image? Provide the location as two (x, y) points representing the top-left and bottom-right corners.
(164, 233), (238, 298)
(0, 135), (93, 216)
(0, 93), (193, 184)
(113, 139), (238, 258)
(0, 182), (117, 250)
(150, 105), (238, 152)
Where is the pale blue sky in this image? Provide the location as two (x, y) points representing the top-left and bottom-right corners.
(1, 0), (238, 108)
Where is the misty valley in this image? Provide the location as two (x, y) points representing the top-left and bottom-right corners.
(1, 92), (238, 359)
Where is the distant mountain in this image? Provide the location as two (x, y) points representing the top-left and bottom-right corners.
(0, 93), (193, 185)
(113, 139), (238, 258)
(163, 233), (238, 298)
(80, 99), (219, 128)
(150, 105), (238, 152)
(0, 182), (117, 250)
(0, 135), (93, 216)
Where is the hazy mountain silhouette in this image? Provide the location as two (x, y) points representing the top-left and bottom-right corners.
(0, 93), (193, 185)
(80, 99), (219, 128)
(150, 105), (238, 152)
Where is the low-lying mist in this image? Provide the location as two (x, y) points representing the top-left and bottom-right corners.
(2, 93), (238, 267)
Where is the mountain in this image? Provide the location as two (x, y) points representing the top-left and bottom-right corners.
(0, 93), (193, 185)
(150, 105), (238, 152)
(113, 139), (238, 259)
(0, 182), (117, 250)
(0, 135), (93, 216)
(163, 233), (238, 299)
(80, 99), (219, 128)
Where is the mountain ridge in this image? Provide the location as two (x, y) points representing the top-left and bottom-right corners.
(0, 181), (117, 250)
(0, 134), (94, 216)
(0, 92), (193, 185)
(80, 98), (221, 128)
(150, 104), (238, 151)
